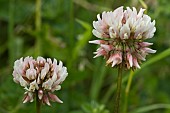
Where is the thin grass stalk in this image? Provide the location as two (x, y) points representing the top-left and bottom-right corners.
(8, 0), (15, 64)
(123, 70), (134, 113)
(67, 0), (74, 69)
(35, 0), (42, 56)
(69, 0), (74, 47)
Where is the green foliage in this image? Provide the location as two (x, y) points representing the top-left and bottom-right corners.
(130, 104), (170, 113)
(0, 0), (170, 113)
(82, 101), (110, 113)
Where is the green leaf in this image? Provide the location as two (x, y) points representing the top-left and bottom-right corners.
(72, 19), (92, 61)
(90, 58), (107, 100)
(130, 104), (170, 113)
(68, 19), (92, 67)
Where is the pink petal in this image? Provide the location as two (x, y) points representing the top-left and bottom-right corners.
(127, 53), (133, 67)
(115, 53), (122, 64)
(93, 48), (106, 58)
(133, 58), (140, 69)
(23, 94), (30, 103)
(100, 44), (112, 51)
(136, 53), (146, 61)
(38, 89), (43, 100)
(43, 95), (51, 106)
(144, 48), (156, 53)
(139, 42), (153, 47)
(88, 40), (104, 45)
(48, 93), (63, 103)
(106, 54), (114, 64)
(107, 53), (122, 67)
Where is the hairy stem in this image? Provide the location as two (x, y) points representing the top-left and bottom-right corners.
(114, 64), (123, 113)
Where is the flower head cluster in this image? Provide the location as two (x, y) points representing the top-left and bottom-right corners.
(89, 6), (156, 69)
(12, 56), (68, 105)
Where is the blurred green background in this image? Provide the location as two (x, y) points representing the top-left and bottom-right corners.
(0, 0), (170, 113)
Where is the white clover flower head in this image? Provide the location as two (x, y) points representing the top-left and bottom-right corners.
(12, 56), (68, 105)
(89, 6), (156, 69)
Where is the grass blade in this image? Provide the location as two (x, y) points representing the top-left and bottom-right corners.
(130, 104), (170, 113)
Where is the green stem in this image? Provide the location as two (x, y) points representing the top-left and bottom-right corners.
(35, 0), (42, 56)
(67, 0), (74, 69)
(36, 91), (41, 113)
(8, 0), (15, 64)
(114, 64), (123, 113)
(69, 0), (74, 47)
(35, 0), (41, 31)
(123, 70), (134, 113)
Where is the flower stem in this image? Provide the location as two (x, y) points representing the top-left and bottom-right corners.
(36, 91), (41, 113)
(123, 70), (134, 113)
(114, 64), (123, 113)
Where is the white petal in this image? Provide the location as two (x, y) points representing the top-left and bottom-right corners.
(93, 53), (102, 58)
(26, 68), (37, 80)
(111, 60), (118, 67)
(120, 24), (130, 39)
(47, 58), (52, 64)
(137, 8), (145, 19)
(40, 63), (49, 80)
(92, 29), (102, 38)
(144, 48), (156, 53)
(97, 14), (101, 20)
(37, 56), (46, 64)
(56, 67), (68, 84)
(51, 84), (61, 92)
(42, 78), (53, 90)
(109, 27), (117, 38)
(132, 7), (137, 16)
(58, 61), (63, 70)
(19, 77), (28, 87)
(89, 40), (99, 44)
(29, 80), (39, 91)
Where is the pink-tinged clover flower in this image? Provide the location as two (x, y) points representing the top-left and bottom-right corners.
(89, 6), (156, 69)
(12, 56), (68, 105)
